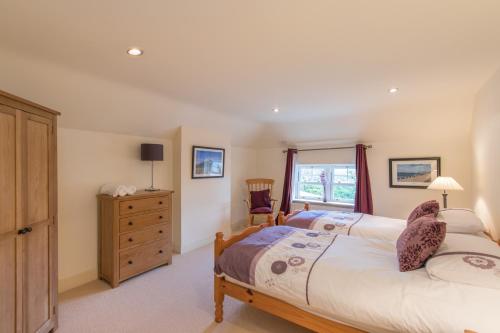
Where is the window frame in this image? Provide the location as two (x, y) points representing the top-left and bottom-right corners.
(293, 163), (356, 205)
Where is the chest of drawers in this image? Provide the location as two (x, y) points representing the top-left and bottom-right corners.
(98, 190), (173, 287)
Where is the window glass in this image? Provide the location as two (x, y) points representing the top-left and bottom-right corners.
(294, 164), (356, 204)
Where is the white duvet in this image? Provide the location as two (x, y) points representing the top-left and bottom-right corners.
(305, 211), (407, 241)
(226, 233), (500, 333)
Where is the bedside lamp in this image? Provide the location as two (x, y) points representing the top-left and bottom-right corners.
(427, 176), (463, 208)
(141, 144), (163, 191)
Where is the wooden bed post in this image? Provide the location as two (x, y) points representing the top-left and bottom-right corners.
(214, 232), (225, 323)
(277, 211), (285, 225)
(304, 202), (310, 211)
(266, 214), (274, 226)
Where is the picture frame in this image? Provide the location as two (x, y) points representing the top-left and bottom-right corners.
(192, 146), (225, 179)
(389, 157), (441, 189)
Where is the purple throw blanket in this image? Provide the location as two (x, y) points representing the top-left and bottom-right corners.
(215, 226), (295, 284)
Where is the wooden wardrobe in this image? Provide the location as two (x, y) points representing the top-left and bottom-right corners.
(0, 90), (60, 333)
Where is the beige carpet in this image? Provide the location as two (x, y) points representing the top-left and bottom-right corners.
(59, 244), (311, 333)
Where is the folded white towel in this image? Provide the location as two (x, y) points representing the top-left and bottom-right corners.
(100, 184), (137, 197)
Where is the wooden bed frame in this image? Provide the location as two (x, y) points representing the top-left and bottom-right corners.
(277, 202), (310, 226)
(214, 211), (482, 333)
(214, 214), (365, 333)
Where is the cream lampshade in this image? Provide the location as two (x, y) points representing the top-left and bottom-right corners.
(427, 176), (463, 208)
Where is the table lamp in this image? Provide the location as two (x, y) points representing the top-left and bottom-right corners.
(427, 176), (463, 208)
(141, 143), (163, 191)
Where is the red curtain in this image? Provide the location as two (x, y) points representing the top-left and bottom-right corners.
(277, 148), (298, 223)
(354, 144), (373, 214)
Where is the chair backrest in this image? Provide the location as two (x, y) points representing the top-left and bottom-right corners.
(246, 178), (274, 194)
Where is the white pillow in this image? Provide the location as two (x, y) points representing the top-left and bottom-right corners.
(436, 208), (485, 234)
(426, 233), (500, 290)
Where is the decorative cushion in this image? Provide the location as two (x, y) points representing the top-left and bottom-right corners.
(396, 215), (446, 272)
(426, 233), (500, 290)
(250, 189), (271, 210)
(407, 200), (440, 225)
(251, 207), (273, 214)
(436, 208), (485, 234)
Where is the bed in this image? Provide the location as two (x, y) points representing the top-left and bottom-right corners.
(277, 203), (406, 242)
(214, 217), (499, 333)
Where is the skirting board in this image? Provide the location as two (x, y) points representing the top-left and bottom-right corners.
(59, 269), (98, 293)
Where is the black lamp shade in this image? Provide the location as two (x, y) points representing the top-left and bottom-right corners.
(141, 144), (163, 161)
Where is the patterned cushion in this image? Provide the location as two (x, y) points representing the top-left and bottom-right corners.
(407, 200), (440, 225)
(396, 215), (446, 272)
(250, 189), (271, 210)
(251, 206), (273, 214)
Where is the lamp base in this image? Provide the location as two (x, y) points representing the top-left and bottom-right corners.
(442, 192), (448, 209)
(145, 187), (161, 192)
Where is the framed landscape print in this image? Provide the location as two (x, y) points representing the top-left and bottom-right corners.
(389, 157), (441, 189)
(192, 146), (225, 179)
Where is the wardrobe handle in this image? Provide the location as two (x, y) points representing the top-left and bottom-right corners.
(128, 221), (133, 226)
(159, 250), (163, 254)
(128, 238), (133, 242)
(159, 216), (163, 219)
(159, 201), (163, 205)
(158, 230), (163, 234)
(128, 205), (133, 209)
(128, 260), (133, 265)
(17, 227), (32, 235)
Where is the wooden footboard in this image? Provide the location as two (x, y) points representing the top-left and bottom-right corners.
(277, 202), (310, 225)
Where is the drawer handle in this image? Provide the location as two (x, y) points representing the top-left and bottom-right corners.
(128, 205), (133, 209)
(128, 238), (133, 242)
(159, 215), (163, 219)
(128, 221), (133, 226)
(128, 260), (133, 265)
(159, 201), (163, 205)
(158, 230), (163, 234)
(159, 250), (163, 254)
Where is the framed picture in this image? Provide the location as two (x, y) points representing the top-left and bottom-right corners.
(192, 146), (225, 179)
(389, 157), (441, 189)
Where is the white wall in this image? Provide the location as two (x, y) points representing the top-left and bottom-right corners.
(472, 68), (500, 239)
(231, 147), (258, 230)
(58, 128), (172, 292)
(174, 126), (232, 253)
(255, 139), (472, 220)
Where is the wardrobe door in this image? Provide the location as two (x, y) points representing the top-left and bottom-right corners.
(0, 106), (20, 333)
(22, 114), (56, 333)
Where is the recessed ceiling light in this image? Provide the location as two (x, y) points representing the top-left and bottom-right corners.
(273, 108), (280, 113)
(389, 87), (399, 94)
(127, 48), (143, 56)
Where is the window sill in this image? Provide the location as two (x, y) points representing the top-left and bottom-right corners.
(292, 199), (354, 209)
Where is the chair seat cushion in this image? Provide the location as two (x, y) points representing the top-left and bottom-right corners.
(251, 207), (273, 214)
(250, 189), (271, 210)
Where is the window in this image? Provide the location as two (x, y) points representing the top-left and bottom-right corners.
(293, 164), (356, 204)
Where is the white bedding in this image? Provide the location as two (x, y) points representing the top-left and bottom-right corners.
(305, 211), (407, 241)
(224, 232), (500, 333)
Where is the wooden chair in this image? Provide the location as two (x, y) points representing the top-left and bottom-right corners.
(244, 179), (277, 226)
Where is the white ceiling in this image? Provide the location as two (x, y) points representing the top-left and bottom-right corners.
(1, 0), (500, 136)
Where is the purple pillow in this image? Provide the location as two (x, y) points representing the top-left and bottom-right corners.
(250, 189), (271, 210)
(407, 200), (440, 225)
(396, 216), (446, 272)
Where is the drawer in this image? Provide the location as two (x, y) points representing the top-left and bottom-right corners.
(119, 210), (169, 233)
(119, 239), (171, 280)
(119, 223), (170, 250)
(119, 195), (169, 216)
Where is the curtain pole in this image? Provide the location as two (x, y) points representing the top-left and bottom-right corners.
(281, 145), (372, 153)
